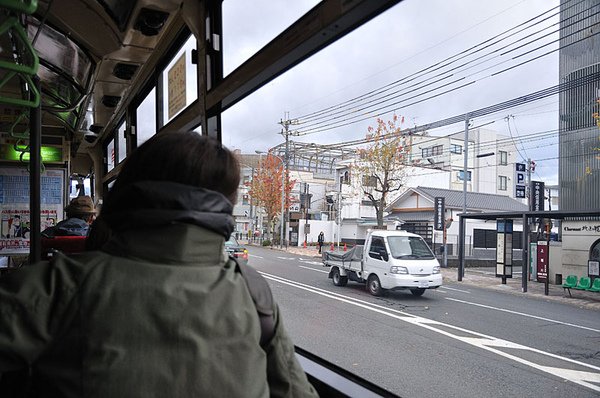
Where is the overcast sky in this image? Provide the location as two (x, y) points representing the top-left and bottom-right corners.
(220, 0), (560, 183)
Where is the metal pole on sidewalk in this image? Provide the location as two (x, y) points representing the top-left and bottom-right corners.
(522, 213), (528, 292)
(458, 114), (470, 281)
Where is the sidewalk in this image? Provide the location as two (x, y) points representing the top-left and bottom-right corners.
(248, 242), (600, 311)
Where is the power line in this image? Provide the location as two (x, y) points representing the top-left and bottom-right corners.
(293, 0), (594, 130)
(294, 18), (598, 135)
(290, 6), (600, 134)
(294, 0), (572, 121)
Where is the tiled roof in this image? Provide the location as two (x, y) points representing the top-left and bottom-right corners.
(389, 187), (528, 212)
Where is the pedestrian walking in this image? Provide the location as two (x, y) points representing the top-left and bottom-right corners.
(318, 231), (325, 254)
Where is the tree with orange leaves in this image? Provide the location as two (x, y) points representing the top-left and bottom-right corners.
(248, 153), (296, 243)
(355, 116), (411, 228)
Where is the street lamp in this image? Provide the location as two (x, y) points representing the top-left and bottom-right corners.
(256, 150), (286, 249)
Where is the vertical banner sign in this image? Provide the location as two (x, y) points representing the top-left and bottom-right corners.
(530, 181), (545, 211)
(514, 163), (526, 198)
(536, 241), (548, 282)
(496, 220), (505, 276)
(496, 220), (513, 278)
(434, 197), (445, 231)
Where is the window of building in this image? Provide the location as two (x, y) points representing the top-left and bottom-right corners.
(451, 144), (462, 154)
(362, 175), (377, 187)
(341, 170), (350, 184)
(422, 145), (444, 158)
(498, 175), (507, 191)
(457, 170), (471, 181)
(499, 151), (508, 165)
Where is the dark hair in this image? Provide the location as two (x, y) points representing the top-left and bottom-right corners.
(107, 131), (240, 203)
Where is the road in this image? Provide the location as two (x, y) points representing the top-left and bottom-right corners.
(247, 246), (600, 398)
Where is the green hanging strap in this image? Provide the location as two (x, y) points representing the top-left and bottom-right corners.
(0, 15), (40, 107)
(0, 0), (37, 15)
(0, 16), (39, 75)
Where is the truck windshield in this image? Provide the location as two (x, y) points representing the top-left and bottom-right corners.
(387, 236), (435, 259)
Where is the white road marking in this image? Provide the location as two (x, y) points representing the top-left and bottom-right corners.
(439, 286), (471, 293)
(260, 271), (600, 392)
(276, 256), (297, 261)
(299, 260), (324, 266)
(299, 265), (329, 273)
(249, 254), (263, 259)
(446, 297), (600, 333)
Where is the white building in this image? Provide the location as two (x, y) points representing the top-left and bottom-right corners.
(409, 128), (521, 197)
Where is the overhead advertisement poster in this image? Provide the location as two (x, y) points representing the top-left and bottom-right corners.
(0, 168), (65, 255)
(168, 53), (186, 119)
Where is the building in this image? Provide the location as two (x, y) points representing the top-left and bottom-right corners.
(409, 128), (521, 197)
(558, 0), (600, 277)
(386, 187), (528, 259)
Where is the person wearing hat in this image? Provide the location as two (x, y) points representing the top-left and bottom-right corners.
(41, 195), (96, 238)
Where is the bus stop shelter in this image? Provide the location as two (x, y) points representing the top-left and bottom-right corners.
(457, 209), (600, 293)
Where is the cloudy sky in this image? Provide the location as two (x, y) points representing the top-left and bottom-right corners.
(219, 0), (561, 183)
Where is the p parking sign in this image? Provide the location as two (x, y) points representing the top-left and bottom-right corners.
(514, 163), (526, 198)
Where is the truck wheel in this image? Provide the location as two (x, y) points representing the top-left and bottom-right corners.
(410, 288), (426, 296)
(367, 275), (383, 296)
(332, 267), (348, 286)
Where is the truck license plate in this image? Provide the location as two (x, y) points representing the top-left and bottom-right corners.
(419, 281), (429, 288)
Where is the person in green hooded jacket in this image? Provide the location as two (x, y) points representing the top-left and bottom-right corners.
(0, 131), (318, 397)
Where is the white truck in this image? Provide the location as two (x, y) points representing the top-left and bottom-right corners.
(323, 230), (442, 296)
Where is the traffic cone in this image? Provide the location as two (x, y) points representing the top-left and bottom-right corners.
(330, 243), (334, 251)
(344, 243), (347, 251)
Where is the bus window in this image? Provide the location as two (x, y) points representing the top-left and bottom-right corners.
(136, 87), (157, 146)
(69, 175), (92, 200)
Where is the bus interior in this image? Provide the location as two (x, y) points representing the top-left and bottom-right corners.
(0, 0), (405, 396)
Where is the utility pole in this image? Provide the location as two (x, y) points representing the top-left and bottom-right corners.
(279, 113), (298, 249)
(458, 113), (470, 281)
(303, 183), (309, 246)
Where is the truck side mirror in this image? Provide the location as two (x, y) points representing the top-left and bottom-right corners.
(377, 247), (389, 262)
(369, 250), (383, 261)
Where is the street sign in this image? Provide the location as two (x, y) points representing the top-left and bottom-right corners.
(531, 181), (544, 211)
(434, 197), (445, 231)
(514, 163), (526, 198)
(536, 241), (548, 282)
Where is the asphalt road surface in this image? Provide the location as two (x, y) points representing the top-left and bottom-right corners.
(247, 245), (600, 398)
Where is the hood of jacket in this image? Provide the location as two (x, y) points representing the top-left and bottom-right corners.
(42, 217), (90, 237)
(102, 181), (235, 239)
